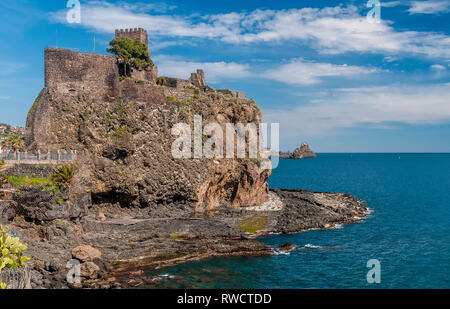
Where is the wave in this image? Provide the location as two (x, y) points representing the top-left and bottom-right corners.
(303, 244), (322, 249)
(273, 250), (291, 256)
(365, 208), (374, 215)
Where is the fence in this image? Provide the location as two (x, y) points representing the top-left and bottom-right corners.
(0, 150), (77, 163)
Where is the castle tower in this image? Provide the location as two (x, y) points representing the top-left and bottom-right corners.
(115, 28), (149, 51)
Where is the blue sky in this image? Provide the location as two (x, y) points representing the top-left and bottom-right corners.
(0, 0), (449, 152)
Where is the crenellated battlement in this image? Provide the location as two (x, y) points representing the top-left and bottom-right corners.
(115, 28), (149, 50)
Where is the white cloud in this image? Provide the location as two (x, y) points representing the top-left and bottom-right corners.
(430, 64), (446, 70)
(154, 56), (379, 86)
(383, 56), (398, 62)
(113, 1), (178, 13)
(0, 96), (10, 100)
(263, 83), (450, 138)
(154, 55), (251, 83)
(50, 2), (450, 58)
(381, 1), (404, 7)
(50, 1), (232, 39)
(408, 1), (450, 14)
(263, 58), (380, 85)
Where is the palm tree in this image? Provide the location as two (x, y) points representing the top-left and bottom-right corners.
(1, 135), (24, 153)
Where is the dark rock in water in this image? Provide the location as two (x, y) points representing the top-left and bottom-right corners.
(279, 243), (296, 252)
(272, 189), (367, 234)
(279, 142), (317, 159)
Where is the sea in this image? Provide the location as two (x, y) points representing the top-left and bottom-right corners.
(146, 154), (450, 289)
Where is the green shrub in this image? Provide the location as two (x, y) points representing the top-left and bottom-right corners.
(0, 225), (30, 289)
(51, 164), (76, 187)
(107, 37), (154, 76)
(135, 80), (145, 85)
(156, 76), (169, 86)
(0, 160), (4, 168)
(167, 96), (177, 102)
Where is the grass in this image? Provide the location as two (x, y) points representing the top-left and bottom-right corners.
(238, 215), (268, 233)
(167, 96), (178, 102)
(170, 233), (180, 239)
(0, 174), (60, 194)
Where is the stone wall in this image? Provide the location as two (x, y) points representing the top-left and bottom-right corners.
(1, 164), (56, 179)
(45, 48), (119, 90)
(189, 69), (206, 88)
(217, 89), (247, 101)
(166, 77), (192, 90)
(115, 28), (149, 50)
(130, 66), (158, 84)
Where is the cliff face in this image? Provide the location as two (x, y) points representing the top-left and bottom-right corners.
(26, 48), (270, 211)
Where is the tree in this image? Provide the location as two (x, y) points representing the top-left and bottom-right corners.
(0, 135), (24, 153)
(106, 37), (154, 77)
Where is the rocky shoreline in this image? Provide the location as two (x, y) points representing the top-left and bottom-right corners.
(2, 187), (367, 289)
(1, 30), (368, 289)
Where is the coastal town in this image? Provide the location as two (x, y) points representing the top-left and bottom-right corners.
(0, 124), (25, 153)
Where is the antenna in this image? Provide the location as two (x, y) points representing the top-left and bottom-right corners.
(56, 29), (58, 48)
(93, 35), (96, 52)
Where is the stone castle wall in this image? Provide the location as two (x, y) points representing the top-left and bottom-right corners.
(45, 48), (119, 90)
(217, 89), (247, 101)
(115, 28), (149, 50)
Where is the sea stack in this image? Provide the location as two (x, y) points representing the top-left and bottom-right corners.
(280, 142), (317, 159)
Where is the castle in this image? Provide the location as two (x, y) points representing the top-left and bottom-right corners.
(44, 28), (246, 101)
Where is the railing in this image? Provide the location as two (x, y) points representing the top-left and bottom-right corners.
(0, 150), (77, 163)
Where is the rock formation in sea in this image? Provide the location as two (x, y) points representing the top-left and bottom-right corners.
(279, 142), (317, 159)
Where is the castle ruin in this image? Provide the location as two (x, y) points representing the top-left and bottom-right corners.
(115, 28), (149, 50)
(43, 28), (247, 102)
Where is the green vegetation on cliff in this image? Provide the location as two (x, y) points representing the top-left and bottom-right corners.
(51, 164), (75, 187)
(107, 37), (154, 74)
(0, 174), (59, 193)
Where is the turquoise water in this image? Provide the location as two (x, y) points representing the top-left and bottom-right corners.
(149, 154), (450, 289)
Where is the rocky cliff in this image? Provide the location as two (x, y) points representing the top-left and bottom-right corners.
(25, 48), (270, 211)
